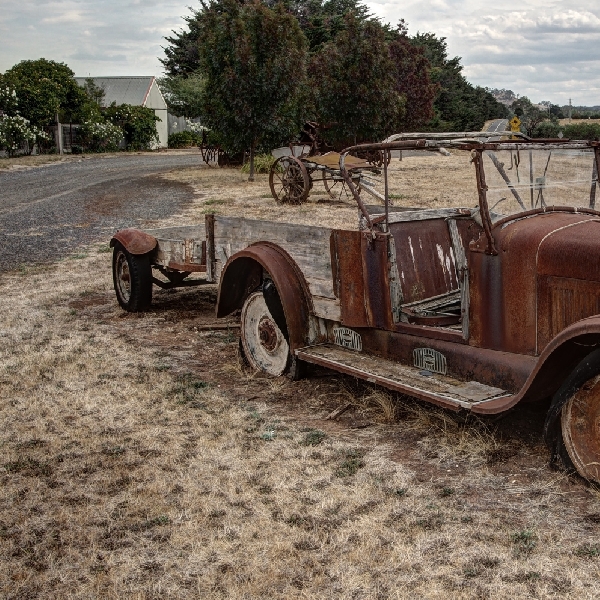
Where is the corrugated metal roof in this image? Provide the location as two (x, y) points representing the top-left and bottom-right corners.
(74, 76), (155, 107)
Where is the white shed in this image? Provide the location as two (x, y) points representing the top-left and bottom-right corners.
(75, 76), (168, 148)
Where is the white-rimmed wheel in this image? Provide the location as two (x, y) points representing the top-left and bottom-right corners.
(240, 291), (290, 376)
(112, 242), (153, 312)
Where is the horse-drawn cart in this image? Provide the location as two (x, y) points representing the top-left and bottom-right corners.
(268, 151), (380, 204)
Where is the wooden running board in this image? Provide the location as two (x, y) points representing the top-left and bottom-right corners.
(295, 344), (512, 411)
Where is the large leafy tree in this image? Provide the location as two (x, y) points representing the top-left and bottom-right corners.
(511, 96), (547, 135)
(195, 0), (309, 179)
(309, 13), (404, 145)
(389, 26), (438, 131)
(2, 59), (87, 127)
(265, 0), (373, 51)
(157, 74), (206, 117)
(161, 0), (373, 77)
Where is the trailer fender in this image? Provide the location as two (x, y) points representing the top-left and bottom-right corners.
(216, 243), (312, 351)
(473, 315), (600, 415)
(110, 228), (158, 255)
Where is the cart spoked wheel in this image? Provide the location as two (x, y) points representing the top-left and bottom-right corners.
(112, 242), (153, 312)
(322, 171), (362, 202)
(561, 375), (600, 484)
(269, 156), (310, 204)
(200, 145), (219, 167)
(240, 291), (290, 376)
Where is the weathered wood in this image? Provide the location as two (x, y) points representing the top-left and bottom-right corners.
(384, 207), (472, 224)
(213, 216), (342, 321)
(145, 225), (206, 240)
(364, 205), (422, 215)
(206, 214), (215, 282)
(311, 297), (342, 321)
(325, 403), (352, 420)
(447, 219), (470, 340)
(297, 344), (510, 410)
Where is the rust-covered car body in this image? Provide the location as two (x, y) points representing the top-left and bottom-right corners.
(112, 132), (600, 484)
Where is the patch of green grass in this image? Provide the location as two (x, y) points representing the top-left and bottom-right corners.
(204, 198), (225, 206)
(70, 253), (88, 260)
(301, 430), (326, 446)
(240, 153), (275, 174)
(574, 543), (600, 558)
(511, 529), (537, 557)
(335, 448), (365, 477)
(261, 428), (276, 441)
(131, 515), (171, 531)
(167, 373), (209, 407)
(97, 245), (111, 253)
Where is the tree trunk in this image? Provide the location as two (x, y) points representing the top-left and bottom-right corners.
(248, 141), (255, 182)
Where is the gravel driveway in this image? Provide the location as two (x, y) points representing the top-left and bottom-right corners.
(0, 152), (203, 272)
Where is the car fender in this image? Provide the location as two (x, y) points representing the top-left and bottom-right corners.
(473, 315), (600, 414)
(110, 228), (157, 255)
(216, 242), (313, 351)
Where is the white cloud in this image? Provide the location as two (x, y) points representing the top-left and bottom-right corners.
(365, 1), (600, 105)
(1, 0), (192, 76)
(2, 0), (600, 105)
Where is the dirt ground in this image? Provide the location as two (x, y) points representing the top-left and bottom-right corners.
(1, 160), (600, 599)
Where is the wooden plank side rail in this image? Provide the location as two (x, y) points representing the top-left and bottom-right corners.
(213, 215), (342, 321)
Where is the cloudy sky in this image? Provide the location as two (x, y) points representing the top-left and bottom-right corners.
(1, 0), (599, 106)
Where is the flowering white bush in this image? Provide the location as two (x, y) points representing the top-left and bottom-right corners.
(186, 119), (207, 134)
(79, 119), (123, 152)
(0, 114), (49, 157)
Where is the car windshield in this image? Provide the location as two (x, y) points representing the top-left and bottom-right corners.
(481, 147), (598, 219)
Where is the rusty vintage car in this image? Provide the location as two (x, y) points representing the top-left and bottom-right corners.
(111, 132), (600, 485)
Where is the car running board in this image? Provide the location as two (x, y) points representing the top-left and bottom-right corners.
(295, 344), (513, 411)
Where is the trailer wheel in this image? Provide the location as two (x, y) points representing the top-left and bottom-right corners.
(560, 375), (600, 484)
(112, 242), (153, 312)
(240, 290), (291, 376)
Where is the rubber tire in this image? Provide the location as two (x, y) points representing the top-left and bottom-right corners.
(544, 348), (600, 475)
(238, 284), (306, 380)
(112, 241), (153, 312)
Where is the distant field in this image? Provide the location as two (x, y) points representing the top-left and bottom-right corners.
(559, 118), (600, 126)
(1, 162), (600, 599)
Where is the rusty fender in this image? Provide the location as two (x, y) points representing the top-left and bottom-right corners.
(110, 228), (158, 255)
(473, 315), (600, 414)
(216, 242), (313, 351)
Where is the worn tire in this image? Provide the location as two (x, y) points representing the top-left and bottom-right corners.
(238, 280), (305, 379)
(112, 241), (153, 312)
(544, 349), (600, 482)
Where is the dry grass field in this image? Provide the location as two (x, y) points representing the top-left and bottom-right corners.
(2, 157), (600, 599)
